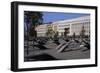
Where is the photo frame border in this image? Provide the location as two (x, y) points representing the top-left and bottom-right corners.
(11, 1), (98, 72)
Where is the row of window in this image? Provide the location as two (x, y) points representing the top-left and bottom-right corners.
(59, 24), (70, 27)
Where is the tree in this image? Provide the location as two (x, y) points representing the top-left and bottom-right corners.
(73, 32), (76, 40)
(46, 29), (54, 39)
(64, 28), (69, 38)
(29, 26), (37, 38)
(24, 11), (43, 38)
(46, 29), (50, 37)
(54, 31), (59, 39)
(80, 26), (86, 39)
(24, 11), (43, 55)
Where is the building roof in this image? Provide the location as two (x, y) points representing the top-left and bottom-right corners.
(52, 15), (90, 24)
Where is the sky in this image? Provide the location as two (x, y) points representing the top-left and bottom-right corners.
(42, 12), (90, 23)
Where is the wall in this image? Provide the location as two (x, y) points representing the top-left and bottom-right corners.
(0, 0), (99, 73)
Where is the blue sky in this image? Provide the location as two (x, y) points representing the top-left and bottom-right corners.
(43, 12), (90, 23)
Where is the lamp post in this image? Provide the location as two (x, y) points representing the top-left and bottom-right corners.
(25, 14), (29, 55)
